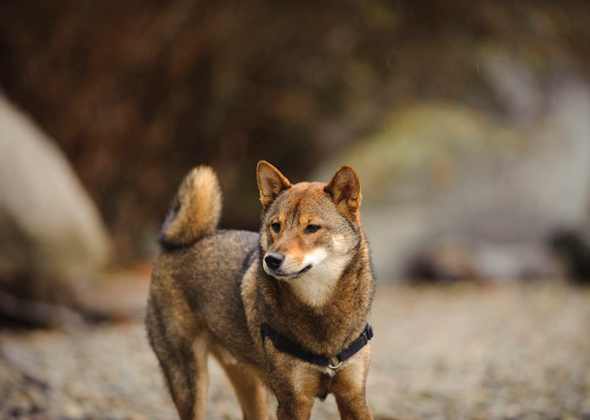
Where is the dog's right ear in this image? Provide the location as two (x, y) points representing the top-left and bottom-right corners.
(257, 161), (291, 209)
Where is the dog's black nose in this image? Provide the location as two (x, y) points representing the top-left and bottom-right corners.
(265, 253), (284, 270)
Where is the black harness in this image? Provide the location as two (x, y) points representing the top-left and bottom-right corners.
(260, 323), (374, 370)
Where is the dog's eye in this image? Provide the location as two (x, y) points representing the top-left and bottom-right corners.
(304, 224), (321, 234)
(271, 222), (281, 233)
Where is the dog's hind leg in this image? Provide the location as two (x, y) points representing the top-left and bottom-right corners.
(190, 332), (212, 420)
(211, 344), (270, 420)
(155, 330), (211, 420)
(146, 292), (211, 420)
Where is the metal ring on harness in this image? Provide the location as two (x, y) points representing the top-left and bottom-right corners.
(328, 360), (343, 370)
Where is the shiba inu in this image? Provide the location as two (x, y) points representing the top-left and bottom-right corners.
(146, 161), (375, 420)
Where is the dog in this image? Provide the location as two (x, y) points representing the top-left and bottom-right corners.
(146, 161), (375, 420)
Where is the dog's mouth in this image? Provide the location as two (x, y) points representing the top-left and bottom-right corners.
(269, 264), (312, 280)
(298, 265), (313, 275)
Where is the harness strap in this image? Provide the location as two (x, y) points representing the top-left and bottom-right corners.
(260, 323), (374, 369)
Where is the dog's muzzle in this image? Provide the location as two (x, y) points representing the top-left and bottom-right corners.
(264, 252), (284, 270)
(264, 252), (312, 278)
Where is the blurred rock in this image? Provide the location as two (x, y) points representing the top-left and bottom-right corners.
(405, 237), (562, 282)
(0, 94), (111, 272)
(550, 228), (590, 284)
(0, 93), (111, 324)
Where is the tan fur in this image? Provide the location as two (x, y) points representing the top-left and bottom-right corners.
(146, 161), (375, 420)
(162, 166), (222, 246)
(191, 333), (211, 420)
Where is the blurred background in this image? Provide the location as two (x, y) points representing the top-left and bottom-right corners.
(1, 0), (590, 419)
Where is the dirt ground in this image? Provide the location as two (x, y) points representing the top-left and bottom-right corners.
(1, 281), (590, 420)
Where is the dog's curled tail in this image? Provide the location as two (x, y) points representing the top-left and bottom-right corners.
(160, 166), (222, 250)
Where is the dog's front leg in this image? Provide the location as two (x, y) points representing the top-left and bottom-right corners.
(264, 354), (318, 420)
(331, 348), (373, 420)
(271, 370), (316, 420)
(275, 395), (314, 420)
(333, 391), (372, 420)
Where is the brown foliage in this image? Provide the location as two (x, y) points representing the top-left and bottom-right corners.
(1, 0), (589, 261)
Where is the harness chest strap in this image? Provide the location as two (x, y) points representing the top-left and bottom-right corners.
(260, 323), (374, 370)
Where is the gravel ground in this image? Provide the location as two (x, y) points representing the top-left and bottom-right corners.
(1, 281), (589, 420)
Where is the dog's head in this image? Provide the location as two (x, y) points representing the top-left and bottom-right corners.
(256, 161), (363, 292)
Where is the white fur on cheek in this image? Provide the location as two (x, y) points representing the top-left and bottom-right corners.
(332, 234), (350, 255)
(303, 248), (328, 267)
(290, 248), (350, 307)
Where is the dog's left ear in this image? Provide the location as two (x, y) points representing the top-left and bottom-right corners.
(324, 165), (362, 219)
(257, 161), (292, 209)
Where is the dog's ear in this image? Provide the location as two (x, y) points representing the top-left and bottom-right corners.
(324, 165), (362, 219)
(257, 161), (291, 209)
